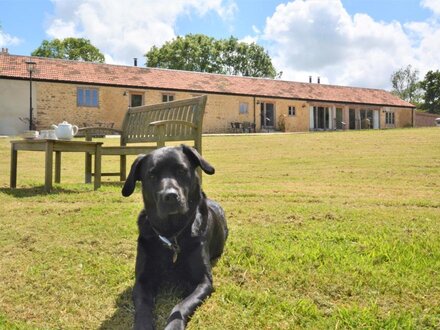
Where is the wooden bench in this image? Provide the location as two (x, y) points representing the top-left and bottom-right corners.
(79, 95), (207, 183)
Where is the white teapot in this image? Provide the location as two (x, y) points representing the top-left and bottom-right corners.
(51, 121), (79, 140)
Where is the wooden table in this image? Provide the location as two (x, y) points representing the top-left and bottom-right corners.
(10, 139), (102, 192)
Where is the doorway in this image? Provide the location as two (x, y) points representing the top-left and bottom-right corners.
(260, 102), (275, 130)
(336, 108), (343, 129)
(311, 106), (330, 130)
(349, 109), (356, 129)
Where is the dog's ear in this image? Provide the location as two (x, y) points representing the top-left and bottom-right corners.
(181, 145), (215, 175)
(122, 154), (148, 197)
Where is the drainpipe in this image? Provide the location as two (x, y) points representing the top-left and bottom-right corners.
(412, 107), (415, 127)
(253, 96), (257, 131)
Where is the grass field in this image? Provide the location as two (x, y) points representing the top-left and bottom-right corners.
(0, 128), (439, 329)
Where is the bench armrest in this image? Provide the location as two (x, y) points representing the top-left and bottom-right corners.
(149, 120), (197, 128)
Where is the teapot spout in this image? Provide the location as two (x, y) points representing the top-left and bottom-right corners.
(51, 124), (58, 129)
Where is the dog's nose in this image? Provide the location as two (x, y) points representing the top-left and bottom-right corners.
(163, 189), (179, 204)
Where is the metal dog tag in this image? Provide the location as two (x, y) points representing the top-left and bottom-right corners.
(158, 235), (180, 263)
(158, 235), (173, 249)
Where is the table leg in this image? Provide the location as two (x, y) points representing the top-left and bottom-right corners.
(94, 145), (101, 190)
(85, 152), (92, 183)
(45, 140), (54, 192)
(10, 144), (17, 188)
(55, 151), (61, 183)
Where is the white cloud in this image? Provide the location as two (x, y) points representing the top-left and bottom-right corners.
(262, 0), (440, 89)
(421, 0), (440, 15)
(47, 0), (237, 65)
(240, 35), (259, 44)
(0, 29), (21, 48)
(46, 19), (78, 39)
(252, 25), (260, 34)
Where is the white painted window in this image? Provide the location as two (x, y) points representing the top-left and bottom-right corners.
(288, 106), (296, 116)
(239, 102), (248, 114)
(162, 94), (174, 102)
(386, 111), (395, 125)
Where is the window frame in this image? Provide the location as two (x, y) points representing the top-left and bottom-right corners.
(385, 111), (395, 125)
(77, 87), (99, 108)
(130, 93), (144, 107)
(288, 105), (296, 116)
(239, 102), (249, 115)
(162, 93), (175, 103)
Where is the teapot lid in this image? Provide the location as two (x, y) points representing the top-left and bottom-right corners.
(58, 121), (70, 126)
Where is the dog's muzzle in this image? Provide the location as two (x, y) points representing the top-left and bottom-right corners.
(157, 186), (188, 217)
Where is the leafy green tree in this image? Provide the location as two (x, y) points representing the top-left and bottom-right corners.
(390, 65), (422, 104)
(420, 70), (440, 114)
(32, 38), (105, 63)
(145, 34), (278, 78)
(146, 34), (222, 73)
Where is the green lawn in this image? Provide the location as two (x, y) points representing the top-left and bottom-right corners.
(0, 128), (439, 329)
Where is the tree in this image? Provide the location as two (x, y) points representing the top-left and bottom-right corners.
(32, 38), (105, 63)
(420, 70), (440, 114)
(145, 34), (278, 78)
(390, 65), (422, 104)
(146, 34), (222, 73)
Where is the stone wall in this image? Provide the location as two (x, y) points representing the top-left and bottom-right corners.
(32, 80), (415, 133)
(36, 82), (128, 129)
(415, 111), (439, 127)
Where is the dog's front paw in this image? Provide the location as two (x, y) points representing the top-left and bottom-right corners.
(165, 311), (185, 330)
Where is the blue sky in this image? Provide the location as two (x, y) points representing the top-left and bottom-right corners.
(1, 0), (439, 89)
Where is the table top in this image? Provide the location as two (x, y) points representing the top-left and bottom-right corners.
(11, 139), (103, 145)
(11, 139), (103, 152)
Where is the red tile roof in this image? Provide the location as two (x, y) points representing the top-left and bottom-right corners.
(0, 53), (414, 108)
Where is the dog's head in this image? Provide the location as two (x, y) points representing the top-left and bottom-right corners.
(122, 145), (215, 220)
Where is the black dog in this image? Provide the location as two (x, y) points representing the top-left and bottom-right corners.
(122, 145), (228, 330)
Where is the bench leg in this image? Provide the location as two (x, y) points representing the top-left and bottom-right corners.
(10, 144), (17, 188)
(120, 155), (126, 181)
(94, 145), (101, 190)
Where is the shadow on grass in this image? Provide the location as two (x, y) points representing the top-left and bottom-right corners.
(100, 181), (125, 188)
(0, 186), (84, 198)
(99, 287), (134, 330)
(0, 181), (127, 198)
(100, 285), (186, 330)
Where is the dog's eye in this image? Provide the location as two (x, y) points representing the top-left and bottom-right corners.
(147, 171), (157, 181)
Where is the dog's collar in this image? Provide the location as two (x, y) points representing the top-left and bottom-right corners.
(149, 218), (192, 264)
(154, 231), (180, 263)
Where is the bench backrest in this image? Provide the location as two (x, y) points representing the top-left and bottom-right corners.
(120, 95), (207, 151)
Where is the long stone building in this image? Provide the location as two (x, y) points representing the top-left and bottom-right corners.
(0, 50), (415, 135)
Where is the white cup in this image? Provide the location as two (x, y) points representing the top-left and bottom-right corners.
(40, 130), (49, 139)
(23, 130), (39, 139)
(48, 130), (57, 139)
